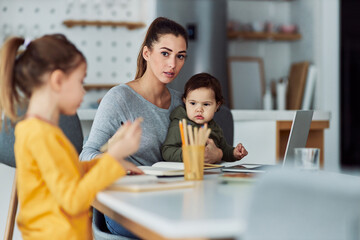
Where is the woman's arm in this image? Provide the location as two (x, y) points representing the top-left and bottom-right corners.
(80, 88), (127, 161)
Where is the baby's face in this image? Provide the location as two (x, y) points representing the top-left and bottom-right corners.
(183, 87), (219, 125)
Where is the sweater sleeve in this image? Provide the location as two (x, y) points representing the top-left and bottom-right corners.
(218, 136), (237, 162)
(80, 88), (128, 161)
(29, 132), (126, 215)
(210, 122), (237, 162)
(81, 158), (99, 173)
(161, 119), (183, 162)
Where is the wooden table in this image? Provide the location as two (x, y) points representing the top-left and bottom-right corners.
(276, 120), (330, 167)
(231, 110), (331, 166)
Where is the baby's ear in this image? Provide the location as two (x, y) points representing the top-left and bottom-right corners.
(216, 103), (221, 112)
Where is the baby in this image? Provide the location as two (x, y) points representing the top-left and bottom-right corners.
(161, 72), (247, 164)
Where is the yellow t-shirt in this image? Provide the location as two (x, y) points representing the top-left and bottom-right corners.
(14, 118), (126, 240)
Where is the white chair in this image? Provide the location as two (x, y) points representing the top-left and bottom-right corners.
(0, 118), (17, 240)
(243, 169), (360, 240)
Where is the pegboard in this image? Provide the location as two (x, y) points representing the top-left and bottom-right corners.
(0, 0), (155, 87)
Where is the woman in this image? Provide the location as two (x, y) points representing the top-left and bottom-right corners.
(80, 17), (224, 238)
(80, 17), (187, 238)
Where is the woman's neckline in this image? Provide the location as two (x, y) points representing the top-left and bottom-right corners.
(124, 84), (173, 110)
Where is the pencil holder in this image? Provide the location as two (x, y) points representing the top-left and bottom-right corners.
(182, 145), (205, 180)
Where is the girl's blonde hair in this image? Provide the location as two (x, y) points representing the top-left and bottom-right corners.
(0, 34), (85, 128)
(135, 17), (188, 79)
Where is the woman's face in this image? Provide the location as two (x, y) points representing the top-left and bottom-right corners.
(143, 34), (187, 84)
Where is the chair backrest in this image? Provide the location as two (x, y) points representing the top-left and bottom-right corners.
(0, 118), (16, 168)
(59, 114), (84, 154)
(243, 169), (360, 240)
(213, 105), (234, 146)
(0, 114), (84, 168)
(92, 208), (123, 240)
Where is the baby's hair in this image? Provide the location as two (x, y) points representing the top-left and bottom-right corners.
(135, 17), (188, 79)
(0, 34), (85, 126)
(183, 72), (225, 106)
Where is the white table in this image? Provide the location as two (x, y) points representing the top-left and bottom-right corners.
(93, 173), (254, 240)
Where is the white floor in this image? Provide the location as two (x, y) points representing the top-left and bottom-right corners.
(0, 164), (22, 240)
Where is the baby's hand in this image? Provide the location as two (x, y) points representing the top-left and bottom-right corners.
(233, 143), (248, 160)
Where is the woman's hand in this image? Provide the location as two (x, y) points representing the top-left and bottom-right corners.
(233, 143), (248, 160)
(204, 139), (223, 164)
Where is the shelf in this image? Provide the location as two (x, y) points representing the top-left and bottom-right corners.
(228, 31), (301, 41)
(63, 20), (146, 30)
(84, 84), (117, 91)
(229, 0), (295, 2)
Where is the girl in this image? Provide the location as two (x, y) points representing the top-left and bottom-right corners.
(0, 34), (143, 240)
(162, 72), (248, 163)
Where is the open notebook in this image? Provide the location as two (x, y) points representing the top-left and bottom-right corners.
(107, 175), (194, 192)
(139, 162), (223, 177)
(222, 110), (314, 173)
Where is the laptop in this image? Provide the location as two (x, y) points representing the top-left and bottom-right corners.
(221, 110), (314, 173)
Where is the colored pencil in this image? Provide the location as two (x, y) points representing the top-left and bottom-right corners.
(187, 124), (195, 146)
(182, 119), (189, 145)
(179, 120), (185, 145)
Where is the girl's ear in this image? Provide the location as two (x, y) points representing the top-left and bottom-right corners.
(182, 97), (186, 104)
(142, 46), (150, 61)
(49, 70), (65, 92)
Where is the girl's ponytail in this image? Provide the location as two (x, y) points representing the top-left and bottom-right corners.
(0, 37), (24, 127)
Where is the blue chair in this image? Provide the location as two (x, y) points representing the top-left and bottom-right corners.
(92, 208), (135, 240)
(59, 114), (84, 154)
(213, 105), (234, 146)
(0, 113), (83, 240)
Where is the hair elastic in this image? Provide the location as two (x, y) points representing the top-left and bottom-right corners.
(23, 37), (32, 48)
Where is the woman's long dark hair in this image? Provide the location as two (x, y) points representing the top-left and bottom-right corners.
(135, 17), (188, 79)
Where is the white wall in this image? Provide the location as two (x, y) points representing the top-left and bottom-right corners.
(228, 0), (340, 171)
(228, 0), (292, 85)
(318, 0), (340, 171)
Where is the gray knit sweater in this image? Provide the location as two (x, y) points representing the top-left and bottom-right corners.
(79, 84), (182, 166)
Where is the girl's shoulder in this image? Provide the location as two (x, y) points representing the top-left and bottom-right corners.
(15, 118), (61, 140)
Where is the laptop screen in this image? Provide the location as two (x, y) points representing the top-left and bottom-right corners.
(282, 110), (314, 167)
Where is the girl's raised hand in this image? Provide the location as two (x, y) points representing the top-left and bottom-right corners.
(108, 118), (143, 163)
